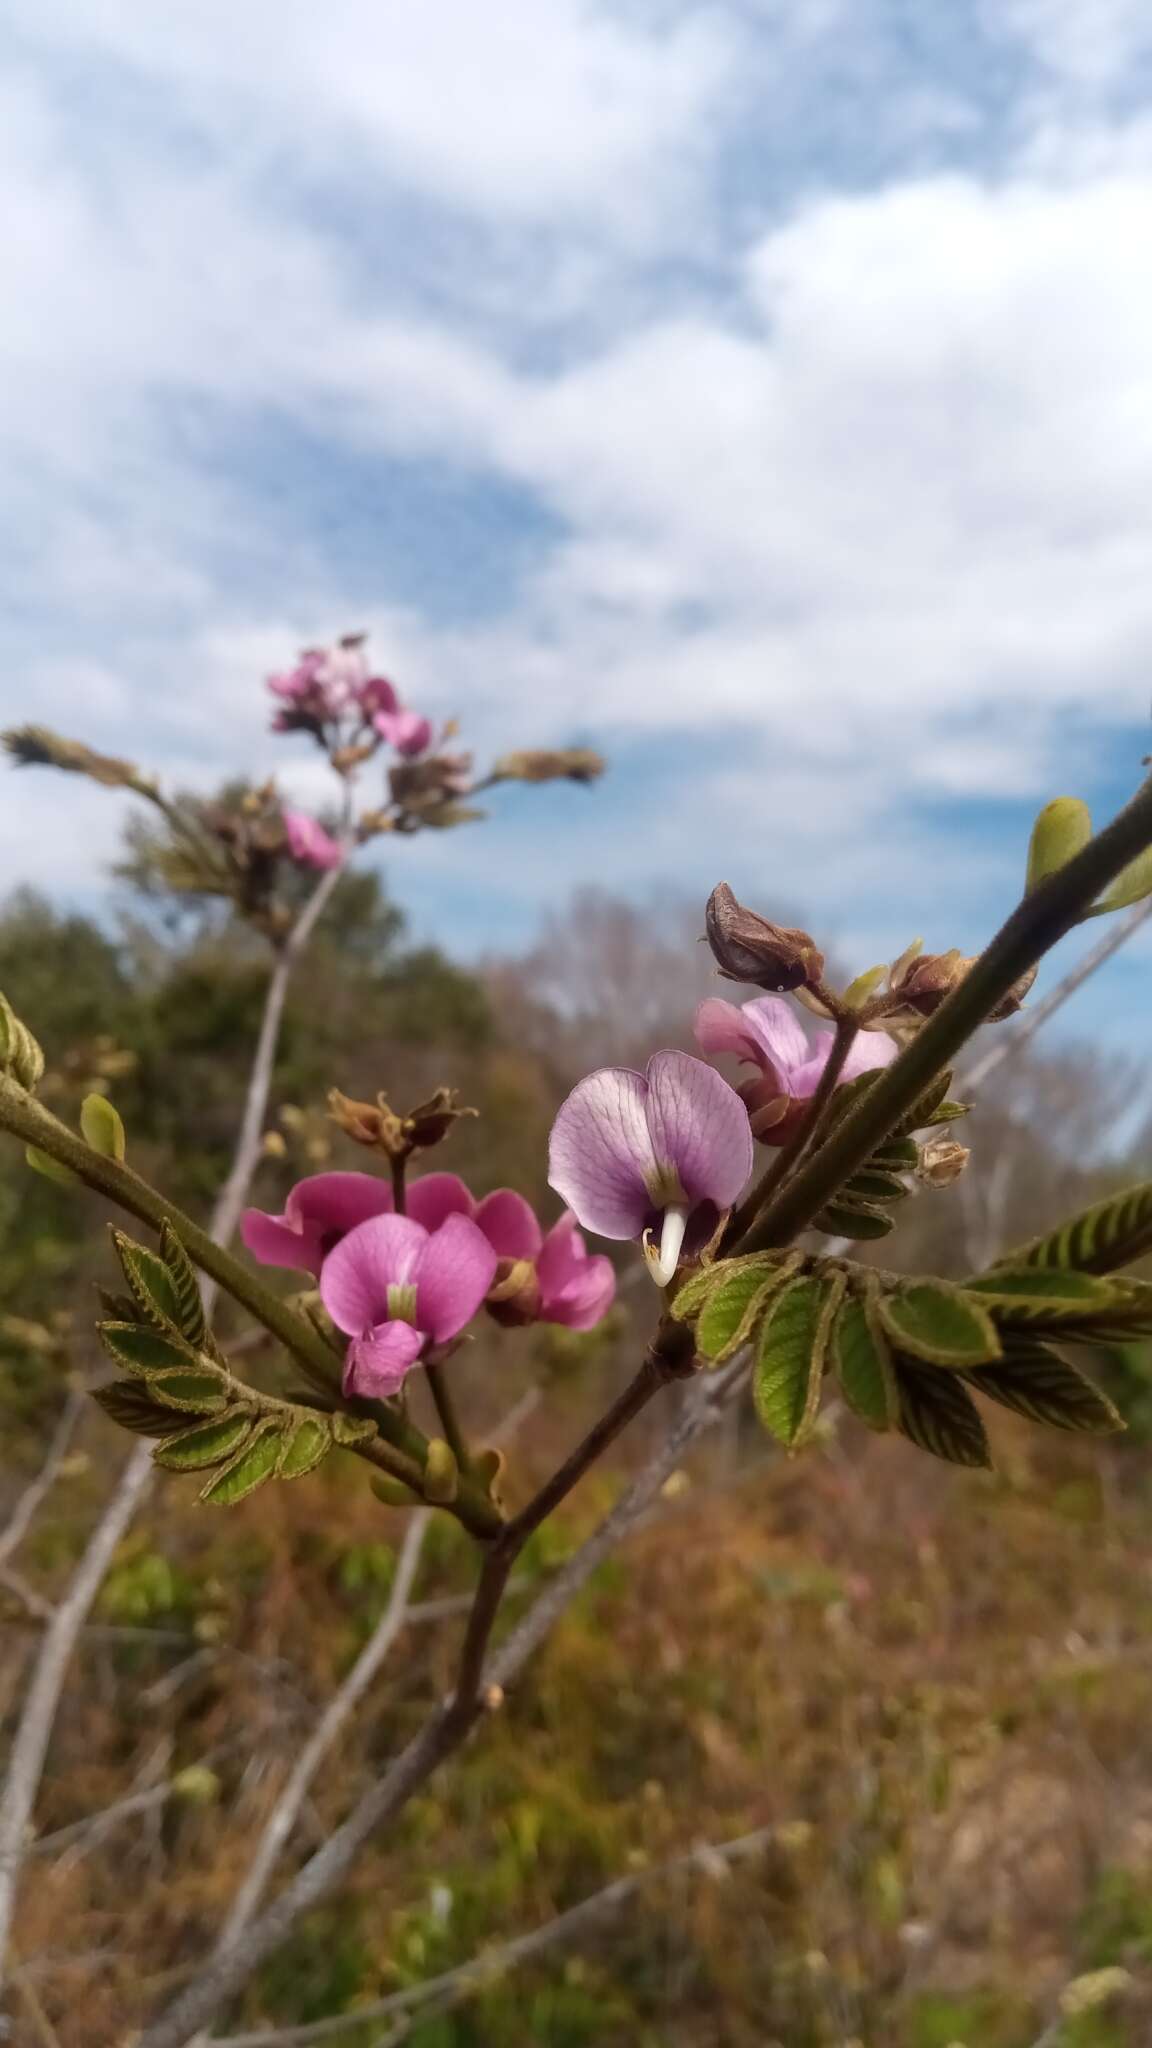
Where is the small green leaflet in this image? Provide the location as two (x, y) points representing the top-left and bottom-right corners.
(878, 1282), (1000, 1367)
(98, 1320), (208, 1378)
(895, 1360), (991, 1468)
(91, 1380), (191, 1438)
(154, 1410), (255, 1470)
(111, 1231), (186, 1334)
(962, 1340), (1122, 1436)
(26, 1145), (78, 1187)
(813, 1199), (894, 1240)
(145, 1368), (231, 1413)
(753, 1271), (842, 1448)
(966, 1266), (1122, 1325)
(694, 1255), (800, 1364)
(991, 1184), (1152, 1278)
(833, 1288), (897, 1430)
(199, 1420), (284, 1505)
(80, 1092), (126, 1162)
(158, 1222), (209, 1347)
(840, 1169), (907, 1206)
(277, 1416), (333, 1480)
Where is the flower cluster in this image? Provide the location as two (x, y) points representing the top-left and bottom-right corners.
(242, 1170), (615, 1399)
(267, 633), (437, 767)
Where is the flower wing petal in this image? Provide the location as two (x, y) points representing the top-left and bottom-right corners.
(736, 997), (810, 1081)
(290, 1171), (394, 1235)
(240, 1209), (320, 1274)
(644, 1049), (753, 1211)
(548, 1067), (656, 1239)
(473, 1189), (542, 1260)
(413, 1214), (499, 1343)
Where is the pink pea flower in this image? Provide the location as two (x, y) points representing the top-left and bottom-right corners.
(694, 996), (897, 1144)
(355, 676), (401, 717)
(241, 1171), (394, 1276)
(320, 1212), (498, 1398)
(374, 708), (434, 757)
(283, 808), (345, 871)
(548, 1050), (753, 1286)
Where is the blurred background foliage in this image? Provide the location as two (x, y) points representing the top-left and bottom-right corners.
(3, 807), (1152, 2044)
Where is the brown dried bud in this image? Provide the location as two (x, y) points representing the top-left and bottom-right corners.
(705, 883), (825, 993)
(488, 748), (606, 786)
(3, 725), (155, 796)
(915, 1137), (971, 1188)
(327, 1084), (477, 1160)
(890, 948), (1037, 1022)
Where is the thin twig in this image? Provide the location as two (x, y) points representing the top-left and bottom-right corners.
(136, 1369), (735, 2048)
(0, 855), (350, 1992)
(212, 1825), (778, 2047)
(0, 1390), (87, 1571)
(211, 1513), (431, 1956)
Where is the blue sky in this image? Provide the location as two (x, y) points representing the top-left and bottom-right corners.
(2, 0), (1152, 1053)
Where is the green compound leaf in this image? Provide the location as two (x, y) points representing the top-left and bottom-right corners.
(694, 1255), (800, 1364)
(199, 1420), (284, 1505)
(895, 1359), (992, 1468)
(158, 1221), (209, 1347)
(154, 1410), (255, 1471)
(813, 1198), (895, 1241)
(991, 1184), (1152, 1278)
(962, 1340), (1123, 1436)
(833, 1286), (898, 1431)
(80, 1092), (126, 1162)
(91, 1380), (191, 1438)
(111, 1230), (185, 1334)
(878, 1281), (1001, 1367)
(965, 1265), (1123, 1326)
(753, 1271), (842, 1448)
(97, 1320), (205, 1378)
(277, 1415), (333, 1481)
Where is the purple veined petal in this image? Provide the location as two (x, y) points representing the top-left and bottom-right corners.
(643, 1050), (753, 1212)
(376, 709), (434, 756)
(405, 1173), (475, 1233)
(357, 675), (399, 716)
(343, 1321), (425, 1400)
(734, 997), (810, 1083)
(320, 1213), (429, 1336)
(240, 1209), (322, 1275)
(413, 1213), (499, 1343)
(548, 1067), (656, 1240)
(537, 1216), (616, 1329)
(694, 998), (782, 1082)
(473, 1189), (542, 1260)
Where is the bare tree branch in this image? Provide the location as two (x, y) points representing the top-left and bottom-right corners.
(212, 1824), (778, 2048)
(0, 850), (349, 1991)
(0, 1390), (86, 1572)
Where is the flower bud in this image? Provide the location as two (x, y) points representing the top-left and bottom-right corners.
(704, 883), (825, 993)
(0, 992), (45, 1092)
(488, 748), (606, 785)
(3, 724), (156, 796)
(327, 1084), (476, 1160)
(888, 948), (1036, 1022)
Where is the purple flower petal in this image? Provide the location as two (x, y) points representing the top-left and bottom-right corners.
(240, 1209), (322, 1274)
(413, 1214), (499, 1343)
(537, 1214), (616, 1329)
(473, 1190), (542, 1260)
(736, 997), (810, 1080)
(320, 1213), (428, 1336)
(838, 1028), (899, 1082)
(548, 1067), (657, 1239)
(643, 1050), (753, 1212)
(694, 998), (782, 1081)
(405, 1173), (475, 1233)
(343, 1321), (424, 1399)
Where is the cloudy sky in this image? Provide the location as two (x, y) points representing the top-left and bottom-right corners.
(3, 0), (1152, 1044)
